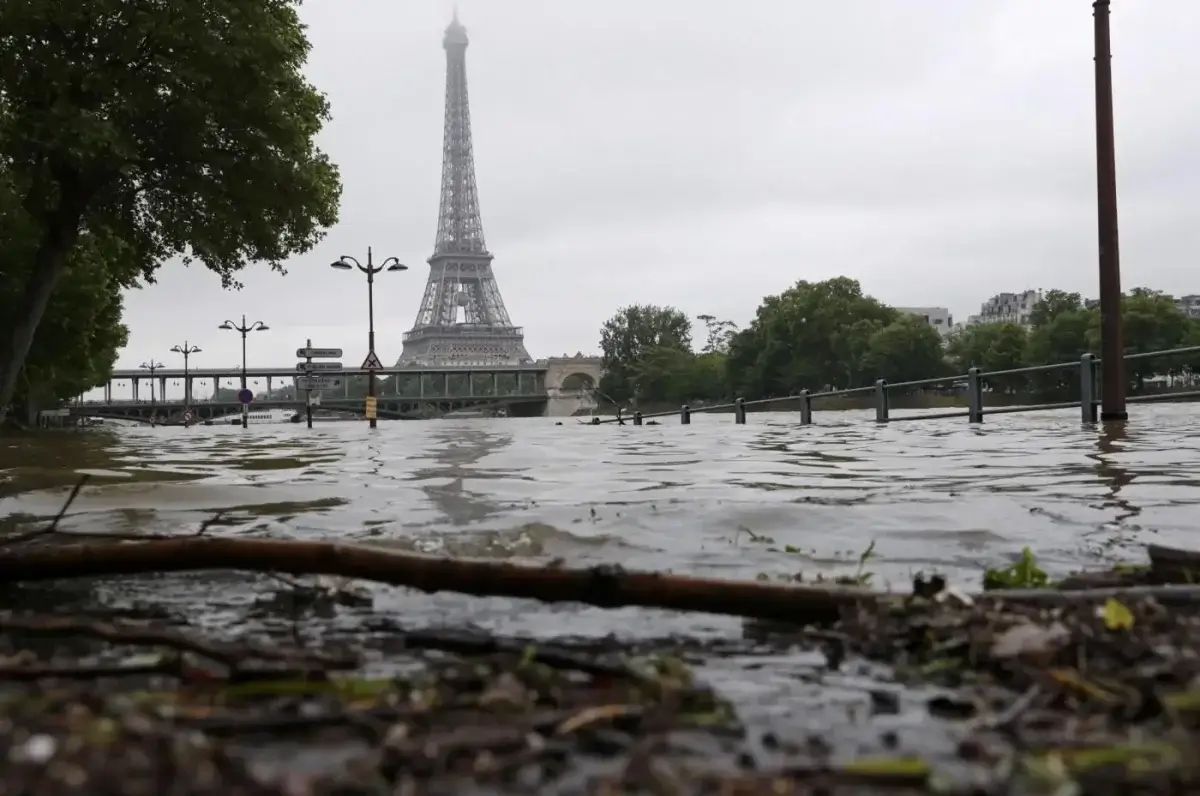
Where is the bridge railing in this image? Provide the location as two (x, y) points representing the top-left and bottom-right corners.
(600, 344), (1200, 426)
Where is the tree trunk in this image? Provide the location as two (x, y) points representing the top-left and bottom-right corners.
(0, 206), (83, 427)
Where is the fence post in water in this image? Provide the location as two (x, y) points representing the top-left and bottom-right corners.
(967, 367), (984, 424)
(734, 398), (746, 424)
(633, 411), (643, 426)
(680, 404), (691, 424)
(798, 389), (812, 425)
(874, 380), (889, 423)
(1080, 353), (1098, 423)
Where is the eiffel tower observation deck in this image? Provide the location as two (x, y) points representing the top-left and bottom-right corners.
(398, 13), (532, 368)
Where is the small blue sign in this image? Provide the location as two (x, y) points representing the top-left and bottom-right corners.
(237, 388), (254, 405)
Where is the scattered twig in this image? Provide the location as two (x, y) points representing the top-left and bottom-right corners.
(1, 476), (90, 546)
(0, 612), (356, 671)
(0, 656), (185, 682)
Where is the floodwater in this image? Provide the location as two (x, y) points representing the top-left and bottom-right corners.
(2, 404), (1199, 744)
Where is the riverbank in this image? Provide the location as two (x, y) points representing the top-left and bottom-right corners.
(1, 542), (1197, 794)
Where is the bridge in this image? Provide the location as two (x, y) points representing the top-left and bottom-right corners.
(72, 393), (551, 424)
(81, 356), (604, 422)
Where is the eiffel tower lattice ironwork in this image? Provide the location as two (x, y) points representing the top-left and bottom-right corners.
(398, 13), (531, 367)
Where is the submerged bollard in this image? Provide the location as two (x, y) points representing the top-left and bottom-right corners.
(734, 398), (746, 424)
(967, 367), (983, 424)
(798, 389), (812, 425)
(680, 404), (691, 424)
(874, 379), (889, 423)
(1080, 353), (1098, 423)
(633, 411), (643, 426)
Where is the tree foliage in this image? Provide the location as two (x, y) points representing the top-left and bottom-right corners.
(0, 0), (342, 424)
(597, 279), (1200, 408)
(0, 177), (130, 423)
(599, 305), (692, 403)
(725, 277), (899, 397)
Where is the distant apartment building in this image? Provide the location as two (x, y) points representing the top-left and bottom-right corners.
(1176, 294), (1200, 318)
(966, 289), (1041, 327)
(896, 306), (956, 338)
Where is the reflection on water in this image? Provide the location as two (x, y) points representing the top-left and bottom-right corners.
(3, 406), (1200, 639)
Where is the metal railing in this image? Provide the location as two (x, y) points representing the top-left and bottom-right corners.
(600, 344), (1200, 426)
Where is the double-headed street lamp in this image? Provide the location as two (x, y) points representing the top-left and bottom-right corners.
(331, 247), (407, 430)
(170, 342), (201, 409)
(218, 315), (269, 429)
(139, 360), (164, 405)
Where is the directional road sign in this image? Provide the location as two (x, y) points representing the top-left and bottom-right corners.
(361, 351), (384, 370)
(297, 347), (342, 359)
(297, 376), (343, 391)
(237, 388), (254, 405)
(296, 362), (342, 372)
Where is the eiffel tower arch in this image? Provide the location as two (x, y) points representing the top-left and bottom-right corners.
(398, 13), (531, 368)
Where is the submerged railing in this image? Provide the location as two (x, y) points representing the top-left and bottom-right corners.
(602, 344), (1200, 426)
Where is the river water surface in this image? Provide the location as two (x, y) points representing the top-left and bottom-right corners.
(2, 405), (1199, 745)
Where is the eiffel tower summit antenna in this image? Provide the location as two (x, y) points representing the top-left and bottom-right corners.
(398, 12), (531, 367)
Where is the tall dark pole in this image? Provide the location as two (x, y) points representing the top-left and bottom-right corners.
(1094, 0), (1126, 421)
(219, 315), (269, 429)
(170, 342), (201, 416)
(139, 360), (163, 424)
(331, 247), (407, 430)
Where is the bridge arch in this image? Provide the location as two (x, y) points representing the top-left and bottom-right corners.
(559, 372), (596, 392)
(543, 355), (604, 393)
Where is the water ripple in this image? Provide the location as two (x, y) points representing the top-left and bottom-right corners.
(2, 405), (1200, 637)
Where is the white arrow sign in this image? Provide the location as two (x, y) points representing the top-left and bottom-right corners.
(297, 348), (342, 359)
(296, 362), (342, 372)
(296, 376), (343, 391)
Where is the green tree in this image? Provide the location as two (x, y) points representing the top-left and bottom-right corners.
(1090, 288), (1189, 389)
(861, 315), (948, 387)
(1028, 290), (1083, 328)
(0, 0), (342, 425)
(946, 323), (1029, 394)
(1025, 308), (1097, 395)
(0, 178), (132, 423)
(695, 314), (738, 355)
(726, 277), (896, 398)
(599, 305), (692, 403)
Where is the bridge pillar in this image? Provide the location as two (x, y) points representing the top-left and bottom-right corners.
(213, 376), (219, 398)
(266, 376), (273, 397)
(132, 378), (139, 402)
(104, 382), (111, 403)
(159, 376), (167, 401)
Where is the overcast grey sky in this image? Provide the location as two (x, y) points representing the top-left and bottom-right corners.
(115, 0), (1200, 375)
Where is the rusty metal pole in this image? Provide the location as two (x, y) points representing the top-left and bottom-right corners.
(1093, 0), (1127, 420)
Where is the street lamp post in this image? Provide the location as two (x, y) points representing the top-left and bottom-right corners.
(139, 360), (163, 405)
(170, 342), (201, 411)
(219, 315), (269, 429)
(331, 247), (407, 429)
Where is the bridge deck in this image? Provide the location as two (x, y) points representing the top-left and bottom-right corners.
(109, 365), (548, 379)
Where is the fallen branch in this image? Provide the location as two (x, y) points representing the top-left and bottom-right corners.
(0, 537), (872, 626)
(0, 538), (1199, 628)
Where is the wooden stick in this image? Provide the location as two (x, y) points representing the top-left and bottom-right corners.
(0, 538), (870, 626)
(1, 538), (1199, 625)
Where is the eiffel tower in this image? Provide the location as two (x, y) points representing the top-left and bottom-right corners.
(398, 13), (531, 367)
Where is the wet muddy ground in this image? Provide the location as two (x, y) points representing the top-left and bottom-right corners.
(2, 549), (1198, 796)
